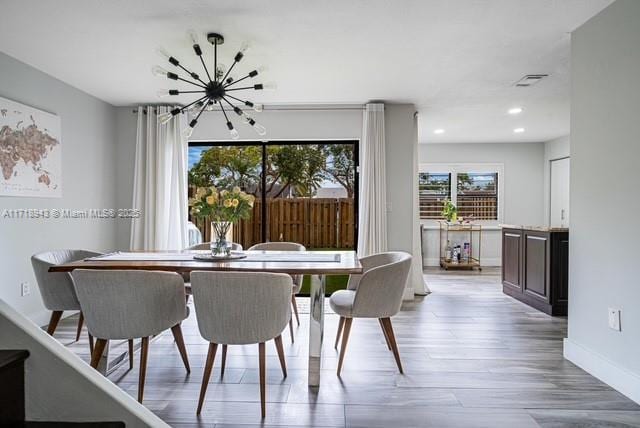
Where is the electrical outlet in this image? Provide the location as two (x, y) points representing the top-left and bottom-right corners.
(608, 308), (621, 331)
(20, 282), (31, 297)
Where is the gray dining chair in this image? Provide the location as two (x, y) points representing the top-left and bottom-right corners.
(182, 241), (244, 302)
(248, 242), (305, 342)
(31, 249), (103, 347)
(72, 269), (191, 403)
(191, 271), (291, 418)
(330, 252), (412, 376)
(186, 242), (243, 251)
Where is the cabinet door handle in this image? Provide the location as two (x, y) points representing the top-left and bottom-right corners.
(561, 209), (565, 220)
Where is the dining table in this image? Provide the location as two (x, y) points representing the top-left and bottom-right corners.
(49, 249), (362, 386)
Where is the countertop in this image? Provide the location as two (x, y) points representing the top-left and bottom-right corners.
(500, 224), (569, 232)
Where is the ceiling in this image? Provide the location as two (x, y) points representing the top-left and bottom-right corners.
(0, 0), (613, 143)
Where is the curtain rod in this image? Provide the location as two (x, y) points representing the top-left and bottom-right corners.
(132, 105), (365, 114)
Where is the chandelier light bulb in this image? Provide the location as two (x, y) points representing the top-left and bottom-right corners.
(253, 103), (263, 112)
(151, 65), (168, 77)
(230, 128), (240, 140)
(262, 82), (277, 91)
(156, 90), (170, 98)
(257, 65), (268, 73)
(158, 112), (173, 124)
(187, 30), (200, 46)
(239, 41), (250, 54)
(253, 123), (267, 136)
(206, 101), (215, 111)
(156, 48), (171, 61)
(182, 126), (194, 139)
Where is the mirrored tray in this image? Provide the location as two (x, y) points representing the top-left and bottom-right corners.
(193, 251), (247, 261)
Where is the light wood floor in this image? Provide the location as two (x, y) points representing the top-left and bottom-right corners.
(54, 268), (640, 427)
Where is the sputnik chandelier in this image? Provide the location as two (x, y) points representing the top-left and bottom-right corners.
(153, 31), (274, 139)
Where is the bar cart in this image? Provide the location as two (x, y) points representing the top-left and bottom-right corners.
(438, 221), (482, 270)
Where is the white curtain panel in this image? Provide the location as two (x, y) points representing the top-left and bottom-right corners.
(130, 106), (188, 250)
(357, 103), (388, 256)
(412, 113), (430, 295)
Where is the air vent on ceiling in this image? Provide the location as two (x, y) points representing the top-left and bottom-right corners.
(514, 74), (549, 87)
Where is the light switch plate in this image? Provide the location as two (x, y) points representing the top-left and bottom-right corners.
(20, 282), (31, 297)
(608, 308), (621, 331)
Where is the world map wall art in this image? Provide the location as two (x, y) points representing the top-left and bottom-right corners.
(0, 96), (61, 198)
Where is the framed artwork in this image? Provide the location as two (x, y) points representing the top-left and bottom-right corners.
(0, 96), (62, 198)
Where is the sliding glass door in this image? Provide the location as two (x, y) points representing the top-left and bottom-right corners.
(188, 140), (358, 251)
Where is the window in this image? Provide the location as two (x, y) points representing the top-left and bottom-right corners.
(418, 164), (503, 222)
(188, 140), (359, 249)
(456, 173), (498, 220)
(418, 173), (451, 219)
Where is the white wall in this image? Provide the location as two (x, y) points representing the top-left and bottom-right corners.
(0, 300), (167, 427)
(543, 135), (570, 226)
(418, 142), (545, 266)
(0, 52), (118, 324)
(564, 0), (640, 404)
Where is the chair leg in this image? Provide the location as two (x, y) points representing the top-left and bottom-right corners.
(88, 334), (94, 355)
(274, 335), (287, 378)
(336, 318), (353, 377)
(289, 316), (294, 343)
(185, 294), (190, 305)
(90, 338), (108, 369)
(171, 324), (191, 373)
(46, 311), (63, 336)
(291, 295), (300, 326)
(259, 342), (266, 418)
(378, 318), (391, 350)
(75, 311), (84, 342)
(221, 345), (227, 378)
(335, 317), (345, 349)
(380, 318), (403, 374)
(197, 342), (218, 415)
(138, 337), (149, 403)
(128, 339), (134, 370)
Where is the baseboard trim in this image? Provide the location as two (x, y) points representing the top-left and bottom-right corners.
(564, 338), (640, 404)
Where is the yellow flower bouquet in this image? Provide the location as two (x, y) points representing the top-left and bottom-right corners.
(189, 186), (254, 255)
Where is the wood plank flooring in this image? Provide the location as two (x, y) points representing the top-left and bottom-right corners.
(54, 268), (640, 427)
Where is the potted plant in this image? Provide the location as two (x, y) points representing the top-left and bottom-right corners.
(441, 199), (457, 223)
(189, 186), (254, 255)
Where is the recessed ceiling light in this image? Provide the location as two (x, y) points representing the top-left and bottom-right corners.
(434, 129), (445, 134)
(514, 128), (525, 133)
(508, 107), (523, 115)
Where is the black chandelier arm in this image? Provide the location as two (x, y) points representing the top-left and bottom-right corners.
(177, 90), (206, 94)
(220, 60), (238, 85)
(214, 41), (218, 83)
(193, 98), (210, 121)
(223, 74), (251, 88)
(221, 96), (244, 117)
(176, 63), (208, 86)
(175, 76), (208, 89)
(199, 55), (213, 83)
(219, 102), (231, 123)
(225, 86), (257, 92)
(180, 94), (210, 112)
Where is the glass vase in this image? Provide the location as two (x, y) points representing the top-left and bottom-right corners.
(210, 221), (232, 256)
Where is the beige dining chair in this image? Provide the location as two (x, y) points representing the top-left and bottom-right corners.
(72, 269), (191, 403)
(31, 249), (103, 348)
(248, 242), (305, 342)
(182, 241), (244, 302)
(190, 271), (291, 418)
(330, 252), (412, 376)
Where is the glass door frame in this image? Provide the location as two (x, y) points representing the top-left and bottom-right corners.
(188, 139), (360, 250)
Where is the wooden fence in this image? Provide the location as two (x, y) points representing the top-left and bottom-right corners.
(191, 197), (355, 250)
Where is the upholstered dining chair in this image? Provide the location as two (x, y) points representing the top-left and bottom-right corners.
(190, 271), (291, 418)
(72, 269), (191, 403)
(186, 242), (243, 251)
(248, 242), (305, 342)
(330, 252), (412, 376)
(31, 249), (103, 346)
(182, 241), (244, 303)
